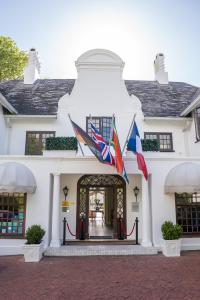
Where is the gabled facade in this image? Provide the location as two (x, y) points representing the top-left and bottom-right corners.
(0, 49), (200, 255)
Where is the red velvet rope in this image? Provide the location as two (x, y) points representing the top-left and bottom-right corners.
(67, 219), (135, 238)
(121, 221), (135, 237)
(126, 222), (135, 237)
(66, 220), (82, 237)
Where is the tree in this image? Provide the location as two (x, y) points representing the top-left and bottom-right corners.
(0, 36), (28, 81)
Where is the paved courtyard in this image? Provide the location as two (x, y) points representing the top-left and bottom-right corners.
(0, 252), (200, 300)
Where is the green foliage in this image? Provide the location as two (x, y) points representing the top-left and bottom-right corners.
(127, 139), (159, 152)
(0, 36), (28, 81)
(141, 139), (159, 151)
(161, 221), (183, 240)
(25, 225), (45, 244)
(45, 137), (78, 151)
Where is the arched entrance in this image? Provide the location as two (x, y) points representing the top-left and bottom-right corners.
(77, 174), (126, 239)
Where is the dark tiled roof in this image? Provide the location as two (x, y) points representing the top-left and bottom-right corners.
(125, 80), (198, 117)
(0, 79), (198, 117)
(0, 79), (75, 115)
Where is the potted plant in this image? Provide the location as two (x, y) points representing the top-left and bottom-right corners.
(23, 225), (45, 262)
(161, 221), (183, 257)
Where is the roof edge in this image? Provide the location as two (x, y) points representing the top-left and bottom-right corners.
(4, 114), (57, 119)
(0, 93), (17, 114)
(144, 116), (192, 121)
(181, 90), (200, 116)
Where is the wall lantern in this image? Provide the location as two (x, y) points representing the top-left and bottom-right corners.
(63, 186), (69, 200)
(133, 186), (140, 202)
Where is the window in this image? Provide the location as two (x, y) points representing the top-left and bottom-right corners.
(144, 132), (173, 152)
(25, 131), (55, 155)
(176, 193), (200, 234)
(86, 117), (113, 143)
(0, 193), (26, 237)
(194, 107), (200, 141)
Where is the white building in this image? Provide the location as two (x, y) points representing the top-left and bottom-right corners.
(0, 48), (200, 255)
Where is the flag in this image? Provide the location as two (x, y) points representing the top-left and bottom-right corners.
(127, 122), (148, 180)
(90, 122), (115, 166)
(70, 119), (104, 163)
(112, 120), (129, 183)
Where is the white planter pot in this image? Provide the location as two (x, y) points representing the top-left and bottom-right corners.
(162, 239), (181, 257)
(43, 150), (77, 157)
(23, 243), (44, 262)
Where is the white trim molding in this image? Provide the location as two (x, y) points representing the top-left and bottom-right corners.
(0, 93), (17, 114)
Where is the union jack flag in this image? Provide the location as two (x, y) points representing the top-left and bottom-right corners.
(90, 122), (115, 166)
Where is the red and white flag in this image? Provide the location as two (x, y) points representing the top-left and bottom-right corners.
(127, 122), (148, 180)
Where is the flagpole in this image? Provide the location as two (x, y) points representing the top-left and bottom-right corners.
(122, 113), (136, 155)
(89, 114), (93, 126)
(108, 114), (115, 151)
(68, 114), (84, 156)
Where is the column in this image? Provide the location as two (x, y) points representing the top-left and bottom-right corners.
(50, 173), (61, 248)
(141, 176), (152, 247)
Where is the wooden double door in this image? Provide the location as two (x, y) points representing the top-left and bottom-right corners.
(76, 174), (126, 239)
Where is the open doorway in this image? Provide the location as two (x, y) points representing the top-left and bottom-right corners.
(76, 174), (126, 239)
(89, 187), (114, 239)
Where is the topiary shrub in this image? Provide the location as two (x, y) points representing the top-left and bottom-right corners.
(45, 137), (78, 151)
(25, 225), (45, 244)
(161, 221), (183, 240)
(127, 139), (159, 152)
(141, 139), (159, 152)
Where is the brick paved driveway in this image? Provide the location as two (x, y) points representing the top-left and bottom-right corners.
(0, 252), (200, 300)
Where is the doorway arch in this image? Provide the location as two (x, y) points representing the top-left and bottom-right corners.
(76, 174), (126, 239)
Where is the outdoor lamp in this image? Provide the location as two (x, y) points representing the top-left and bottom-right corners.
(133, 186), (140, 202)
(63, 186), (69, 200)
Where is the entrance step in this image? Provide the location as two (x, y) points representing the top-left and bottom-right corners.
(89, 236), (113, 239)
(65, 240), (137, 246)
(45, 245), (158, 256)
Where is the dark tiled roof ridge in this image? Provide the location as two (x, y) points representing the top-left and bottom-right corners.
(0, 79), (198, 117)
(1, 78), (198, 85)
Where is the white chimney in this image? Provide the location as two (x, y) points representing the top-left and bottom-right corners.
(154, 53), (168, 84)
(24, 48), (40, 84)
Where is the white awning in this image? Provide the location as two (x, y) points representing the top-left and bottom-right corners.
(165, 162), (200, 194)
(0, 162), (36, 193)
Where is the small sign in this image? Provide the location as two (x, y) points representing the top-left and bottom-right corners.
(62, 200), (68, 208)
(62, 200), (75, 207)
(62, 200), (68, 212)
(132, 202), (139, 212)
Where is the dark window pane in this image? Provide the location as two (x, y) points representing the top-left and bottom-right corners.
(0, 193), (26, 237)
(26, 131), (55, 155)
(87, 117), (112, 143)
(144, 132), (173, 152)
(176, 193), (200, 235)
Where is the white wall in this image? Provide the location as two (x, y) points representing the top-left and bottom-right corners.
(0, 156), (199, 253)
(142, 119), (187, 156)
(1, 49), (200, 254)
(126, 175), (142, 241)
(8, 118), (57, 155)
(6, 114), (193, 158)
(1, 48), (199, 159)
(60, 174), (80, 240)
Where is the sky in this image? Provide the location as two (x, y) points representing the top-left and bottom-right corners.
(1, 0), (200, 86)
